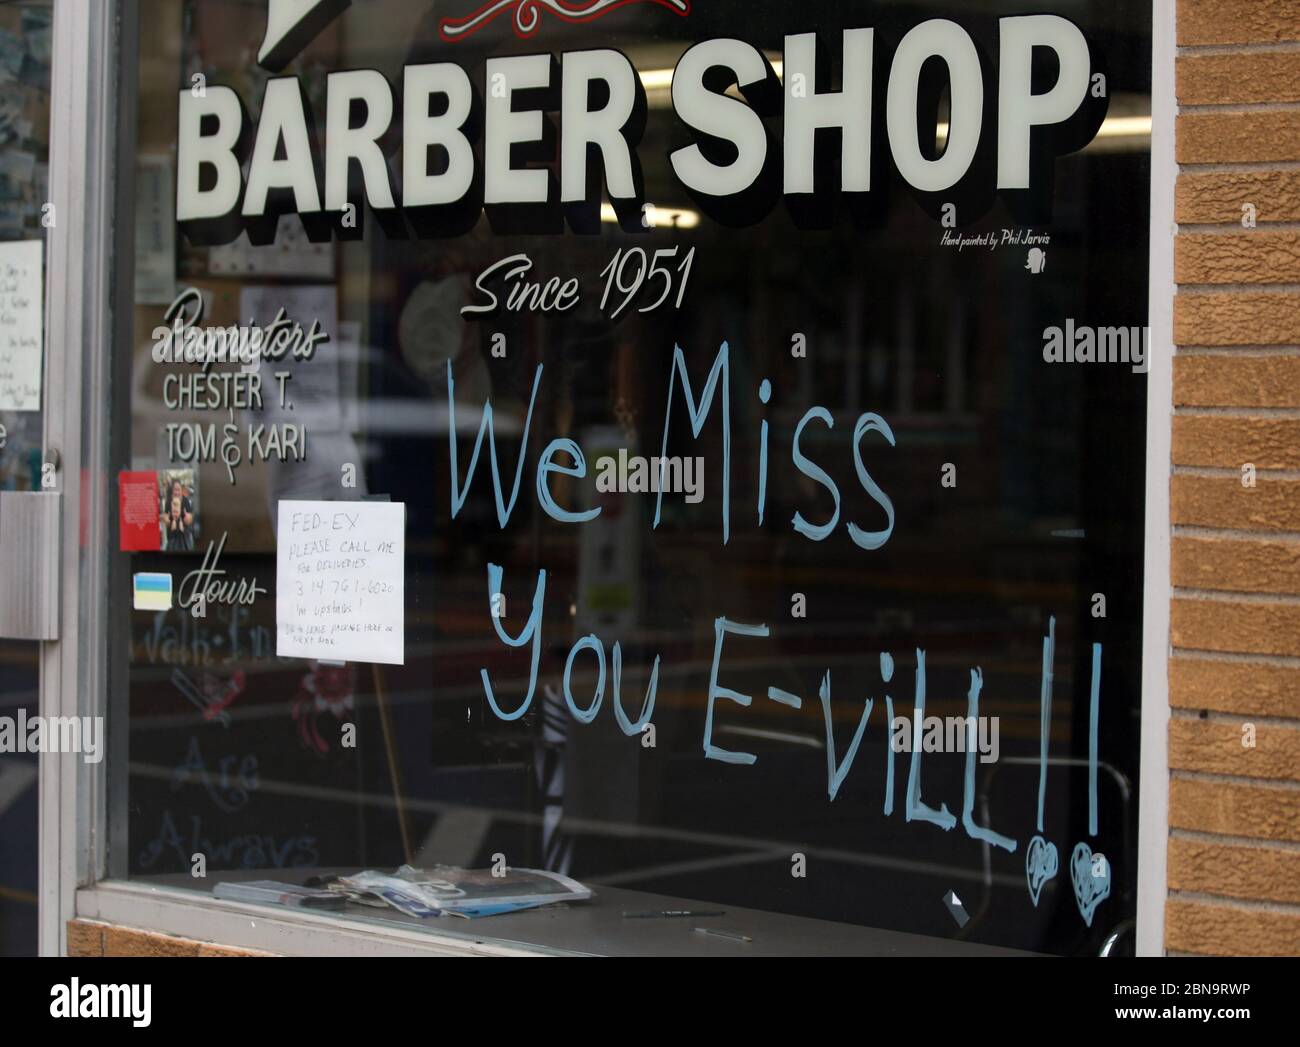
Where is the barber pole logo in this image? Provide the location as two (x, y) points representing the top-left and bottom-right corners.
(259, 0), (351, 71)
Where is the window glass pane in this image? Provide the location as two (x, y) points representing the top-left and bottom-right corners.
(0, 0), (51, 959)
(112, 0), (1152, 955)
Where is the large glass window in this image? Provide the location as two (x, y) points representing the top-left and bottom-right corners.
(110, 0), (1153, 955)
(0, 0), (52, 958)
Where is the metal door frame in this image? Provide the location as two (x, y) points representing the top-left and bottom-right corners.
(37, 0), (117, 956)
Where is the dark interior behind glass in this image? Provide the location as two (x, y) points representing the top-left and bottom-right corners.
(111, 0), (1153, 955)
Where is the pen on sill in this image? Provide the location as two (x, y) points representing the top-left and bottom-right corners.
(622, 909), (725, 919)
(694, 927), (752, 943)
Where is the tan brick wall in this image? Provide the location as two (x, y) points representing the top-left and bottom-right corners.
(1169, 0), (1300, 956)
(66, 919), (276, 957)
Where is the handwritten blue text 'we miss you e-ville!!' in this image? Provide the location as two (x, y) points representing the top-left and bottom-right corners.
(443, 340), (1109, 927)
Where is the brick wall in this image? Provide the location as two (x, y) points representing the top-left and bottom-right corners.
(67, 920), (275, 957)
(1167, 0), (1300, 956)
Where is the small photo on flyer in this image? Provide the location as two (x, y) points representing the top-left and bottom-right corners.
(158, 468), (199, 553)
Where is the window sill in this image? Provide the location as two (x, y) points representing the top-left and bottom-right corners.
(76, 878), (1034, 957)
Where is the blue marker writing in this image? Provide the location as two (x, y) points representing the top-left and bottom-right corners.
(612, 642), (659, 736)
(563, 634), (606, 724)
(882, 652), (895, 816)
(818, 671), (873, 802)
(767, 686), (802, 709)
(847, 412), (896, 551)
(791, 407), (841, 541)
(1089, 642), (1101, 837)
(961, 668), (1017, 852)
(703, 617), (767, 764)
(757, 378), (771, 526)
(479, 563), (545, 721)
(448, 361), (541, 527)
(905, 649), (956, 831)
(536, 438), (600, 524)
(1037, 616), (1055, 833)
(657, 343), (731, 543)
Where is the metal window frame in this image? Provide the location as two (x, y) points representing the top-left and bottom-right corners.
(39, 0), (117, 957)
(41, 0), (1176, 957)
(1134, 0), (1176, 959)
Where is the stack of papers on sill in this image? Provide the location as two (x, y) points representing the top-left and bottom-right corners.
(333, 864), (592, 919)
(212, 880), (346, 909)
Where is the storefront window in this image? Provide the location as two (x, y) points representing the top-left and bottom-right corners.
(0, 0), (52, 958)
(110, 0), (1153, 954)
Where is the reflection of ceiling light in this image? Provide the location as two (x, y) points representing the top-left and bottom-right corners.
(935, 113), (1150, 147)
(639, 67), (675, 92)
(600, 202), (700, 229)
(1092, 115), (1152, 138)
(937, 115), (1150, 139)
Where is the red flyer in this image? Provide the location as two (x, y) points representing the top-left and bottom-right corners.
(118, 471), (160, 551)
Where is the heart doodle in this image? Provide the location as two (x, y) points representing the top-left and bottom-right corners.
(1025, 834), (1059, 907)
(1070, 842), (1111, 927)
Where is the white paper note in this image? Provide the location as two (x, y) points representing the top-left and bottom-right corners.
(0, 239), (43, 411)
(276, 500), (405, 665)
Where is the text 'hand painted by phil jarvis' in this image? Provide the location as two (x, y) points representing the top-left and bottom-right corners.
(455, 340), (1110, 927)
